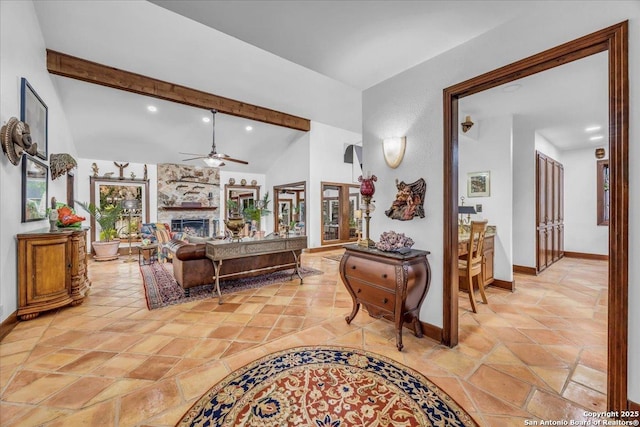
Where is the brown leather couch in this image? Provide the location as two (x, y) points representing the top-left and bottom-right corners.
(166, 238), (300, 293)
(166, 239), (215, 292)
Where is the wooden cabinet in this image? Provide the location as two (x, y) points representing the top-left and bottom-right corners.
(339, 244), (431, 351)
(536, 151), (564, 272)
(17, 228), (90, 320)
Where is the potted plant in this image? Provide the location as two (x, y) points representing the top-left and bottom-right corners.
(76, 200), (123, 261)
(242, 192), (271, 238)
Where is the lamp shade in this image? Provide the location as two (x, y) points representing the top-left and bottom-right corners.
(382, 137), (406, 168)
(121, 199), (140, 210)
(458, 205), (476, 215)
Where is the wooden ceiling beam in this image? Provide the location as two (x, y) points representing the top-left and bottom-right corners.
(46, 49), (310, 132)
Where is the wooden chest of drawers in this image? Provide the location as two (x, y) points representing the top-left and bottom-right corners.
(339, 244), (431, 351)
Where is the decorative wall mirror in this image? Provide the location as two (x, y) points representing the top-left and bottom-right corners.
(22, 155), (48, 222)
(273, 181), (306, 235)
(224, 184), (260, 219)
(89, 176), (150, 244)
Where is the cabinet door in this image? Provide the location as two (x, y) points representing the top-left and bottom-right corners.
(25, 237), (71, 304)
(536, 153), (547, 228)
(537, 228), (547, 272)
(482, 248), (494, 285)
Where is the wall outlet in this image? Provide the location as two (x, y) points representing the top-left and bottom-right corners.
(475, 204), (482, 213)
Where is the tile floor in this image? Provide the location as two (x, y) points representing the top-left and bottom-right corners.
(0, 250), (608, 426)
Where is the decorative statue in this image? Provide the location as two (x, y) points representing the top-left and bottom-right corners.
(114, 161), (129, 178)
(91, 162), (99, 176)
(385, 178), (426, 221)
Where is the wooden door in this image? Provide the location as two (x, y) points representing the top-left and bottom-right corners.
(535, 151), (564, 272)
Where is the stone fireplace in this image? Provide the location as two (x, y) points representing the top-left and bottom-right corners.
(157, 163), (220, 237)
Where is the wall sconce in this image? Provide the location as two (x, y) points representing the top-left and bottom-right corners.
(461, 116), (474, 133)
(595, 147), (605, 159)
(382, 136), (406, 168)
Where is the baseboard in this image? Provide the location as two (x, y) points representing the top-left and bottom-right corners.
(628, 399), (639, 412)
(563, 251), (608, 261)
(491, 279), (514, 291)
(305, 244), (348, 254)
(513, 265), (537, 275)
(0, 311), (18, 342)
(419, 321), (443, 343)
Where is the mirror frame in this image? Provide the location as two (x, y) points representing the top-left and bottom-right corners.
(22, 155), (48, 222)
(224, 184), (260, 219)
(273, 181), (306, 235)
(89, 176), (150, 243)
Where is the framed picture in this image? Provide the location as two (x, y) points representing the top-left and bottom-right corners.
(467, 171), (490, 197)
(22, 155), (48, 222)
(20, 78), (48, 160)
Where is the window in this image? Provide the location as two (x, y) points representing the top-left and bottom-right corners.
(597, 159), (609, 225)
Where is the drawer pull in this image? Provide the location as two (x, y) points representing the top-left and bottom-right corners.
(382, 274), (387, 278)
(383, 298), (388, 304)
(351, 265), (356, 270)
(356, 288), (361, 293)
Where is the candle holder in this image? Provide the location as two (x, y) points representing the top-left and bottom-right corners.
(358, 173), (377, 248)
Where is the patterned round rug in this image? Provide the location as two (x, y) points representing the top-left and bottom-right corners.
(177, 346), (478, 427)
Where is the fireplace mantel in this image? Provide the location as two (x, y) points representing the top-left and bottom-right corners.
(159, 207), (218, 211)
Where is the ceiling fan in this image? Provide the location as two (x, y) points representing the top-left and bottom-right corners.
(180, 109), (249, 167)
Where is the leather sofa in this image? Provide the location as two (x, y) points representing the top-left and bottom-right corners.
(166, 237), (300, 293)
(165, 239), (215, 292)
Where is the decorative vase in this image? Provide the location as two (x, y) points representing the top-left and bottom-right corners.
(92, 240), (120, 261)
(224, 215), (245, 241)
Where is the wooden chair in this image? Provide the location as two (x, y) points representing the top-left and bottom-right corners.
(459, 220), (488, 313)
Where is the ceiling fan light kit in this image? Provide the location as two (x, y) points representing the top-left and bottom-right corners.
(180, 109), (249, 167)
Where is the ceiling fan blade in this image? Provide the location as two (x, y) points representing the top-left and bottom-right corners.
(179, 152), (206, 156)
(182, 156), (206, 161)
(220, 156), (249, 165)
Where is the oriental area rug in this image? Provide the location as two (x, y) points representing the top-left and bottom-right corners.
(177, 346), (478, 427)
(140, 263), (323, 310)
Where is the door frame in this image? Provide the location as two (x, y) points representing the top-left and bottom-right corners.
(442, 22), (628, 410)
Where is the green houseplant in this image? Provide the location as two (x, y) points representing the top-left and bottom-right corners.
(76, 201), (123, 261)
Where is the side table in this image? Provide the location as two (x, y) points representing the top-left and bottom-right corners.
(138, 244), (158, 265)
(339, 244), (431, 351)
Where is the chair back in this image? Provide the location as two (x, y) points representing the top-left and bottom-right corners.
(467, 220), (488, 266)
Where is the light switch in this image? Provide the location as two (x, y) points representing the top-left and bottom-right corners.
(475, 204), (482, 213)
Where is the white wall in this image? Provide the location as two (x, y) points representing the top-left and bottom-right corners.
(362, 1), (639, 401)
(512, 116), (537, 267)
(458, 115), (513, 281)
(0, 0), (78, 322)
(307, 121), (362, 248)
(563, 147), (609, 255)
(535, 132), (563, 161)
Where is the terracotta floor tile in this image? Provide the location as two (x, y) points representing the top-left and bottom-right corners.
(0, 254), (609, 426)
(468, 365), (532, 407)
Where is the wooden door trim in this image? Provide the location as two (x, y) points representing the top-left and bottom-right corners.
(443, 22), (628, 411)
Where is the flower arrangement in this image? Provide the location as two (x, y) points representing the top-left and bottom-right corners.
(375, 231), (415, 252)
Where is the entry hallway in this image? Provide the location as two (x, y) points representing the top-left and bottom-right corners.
(0, 250), (607, 426)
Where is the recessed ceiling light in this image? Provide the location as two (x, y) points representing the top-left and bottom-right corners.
(585, 125), (602, 132)
(590, 135), (604, 141)
(502, 84), (522, 93)
(147, 105), (157, 112)
(202, 117), (210, 123)
(245, 125), (253, 132)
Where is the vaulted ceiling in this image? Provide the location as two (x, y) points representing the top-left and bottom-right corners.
(33, 1), (605, 171)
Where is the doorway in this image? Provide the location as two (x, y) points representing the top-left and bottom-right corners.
(443, 22), (628, 410)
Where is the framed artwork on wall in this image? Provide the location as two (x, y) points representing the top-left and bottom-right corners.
(467, 171), (490, 197)
(22, 155), (48, 222)
(20, 78), (48, 160)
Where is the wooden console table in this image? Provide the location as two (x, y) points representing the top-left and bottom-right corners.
(206, 236), (307, 303)
(339, 244), (431, 351)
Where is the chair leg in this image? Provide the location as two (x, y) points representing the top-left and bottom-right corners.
(466, 275), (477, 313)
(477, 274), (488, 305)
